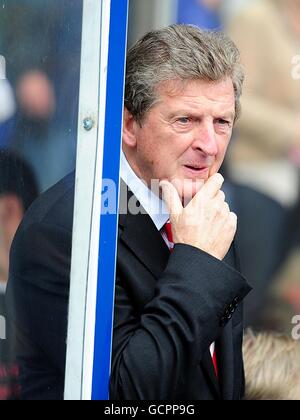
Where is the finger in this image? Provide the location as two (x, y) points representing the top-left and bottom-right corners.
(223, 202), (230, 214)
(217, 190), (226, 203)
(211, 194), (228, 214)
(228, 212), (238, 231)
(201, 173), (224, 199)
(160, 180), (183, 217)
(188, 174), (224, 210)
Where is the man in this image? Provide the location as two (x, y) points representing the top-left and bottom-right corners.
(6, 25), (251, 400)
(0, 150), (39, 399)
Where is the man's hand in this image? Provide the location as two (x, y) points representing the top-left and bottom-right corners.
(160, 174), (237, 261)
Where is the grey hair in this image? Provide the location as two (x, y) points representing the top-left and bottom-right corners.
(125, 24), (244, 123)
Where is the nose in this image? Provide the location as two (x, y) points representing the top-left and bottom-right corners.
(191, 120), (218, 156)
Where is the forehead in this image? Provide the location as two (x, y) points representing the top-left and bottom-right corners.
(154, 78), (235, 114)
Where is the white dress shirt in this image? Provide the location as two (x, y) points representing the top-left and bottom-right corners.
(120, 151), (170, 247)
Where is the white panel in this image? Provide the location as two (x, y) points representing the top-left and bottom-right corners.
(82, 0), (112, 401)
(64, 0), (103, 401)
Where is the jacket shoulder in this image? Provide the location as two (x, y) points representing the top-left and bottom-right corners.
(20, 171), (75, 234)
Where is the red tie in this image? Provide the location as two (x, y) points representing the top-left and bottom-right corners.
(164, 220), (174, 251)
(164, 220), (219, 378)
(212, 346), (219, 379)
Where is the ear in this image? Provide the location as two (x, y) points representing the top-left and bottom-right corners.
(122, 107), (138, 148)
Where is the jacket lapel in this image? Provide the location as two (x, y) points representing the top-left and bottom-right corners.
(201, 350), (222, 399)
(119, 181), (170, 279)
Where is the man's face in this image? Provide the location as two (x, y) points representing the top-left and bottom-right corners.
(125, 78), (235, 201)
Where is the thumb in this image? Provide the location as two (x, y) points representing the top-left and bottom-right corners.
(160, 180), (183, 218)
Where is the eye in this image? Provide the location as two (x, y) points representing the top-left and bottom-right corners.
(177, 117), (191, 124)
(216, 118), (231, 126)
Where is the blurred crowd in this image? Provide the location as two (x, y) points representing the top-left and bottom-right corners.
(0, 0), (83, 400)
(0, 0), (300, 400)
(0, 0), (82, 192)
(178, 0), (300, 334)
(179, 0), (300, 399)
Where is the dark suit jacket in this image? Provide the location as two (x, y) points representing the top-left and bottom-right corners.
(223, 181), (288, 328)
(6, 172), (251, 400)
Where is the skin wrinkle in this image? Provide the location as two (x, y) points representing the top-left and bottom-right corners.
(123, 78), (235, 202)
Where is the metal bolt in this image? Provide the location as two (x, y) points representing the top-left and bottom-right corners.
(83, 117), (94, 131)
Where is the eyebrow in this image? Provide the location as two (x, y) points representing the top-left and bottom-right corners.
(168, 110), (235, 121)
(219, 112), (235, 121)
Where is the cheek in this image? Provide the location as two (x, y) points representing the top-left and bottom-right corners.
(210, 138), (230, 174)
(139, 141), (169, 175)
(137, 134), (157, 162)
(217, 137), (230, 159)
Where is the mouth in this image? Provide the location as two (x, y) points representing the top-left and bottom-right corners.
(183, 165), (209, 177)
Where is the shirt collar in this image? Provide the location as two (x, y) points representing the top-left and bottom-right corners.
(120, 151), (169, 231)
